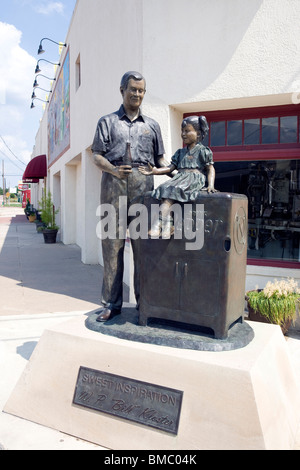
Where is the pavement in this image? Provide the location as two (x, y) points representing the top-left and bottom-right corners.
(0, 206), (107, 450)
(0, 206), (300, 450)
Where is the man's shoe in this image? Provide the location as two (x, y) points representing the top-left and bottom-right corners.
(96, 307), (121, 322)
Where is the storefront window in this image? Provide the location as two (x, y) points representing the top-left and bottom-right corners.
(227, 120), (242, 145)
(244, 118), (260, 145)
(280, 116), (298, 143)
(262, 117), (278, 144)
(207, 113), (299, 147)
(186, 105), (300, 266)
(210, 121), (225, 146)
(214, 159), (300, 263)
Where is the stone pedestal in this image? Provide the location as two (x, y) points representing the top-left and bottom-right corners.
(3, 313), (300, 450)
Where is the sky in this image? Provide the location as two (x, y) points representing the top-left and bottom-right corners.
(0, 0), (77, 189)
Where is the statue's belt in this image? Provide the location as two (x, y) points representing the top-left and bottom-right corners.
(113, 161), (148, 167)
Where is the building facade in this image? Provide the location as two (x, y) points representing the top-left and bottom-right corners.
(30, 0), (300, 296)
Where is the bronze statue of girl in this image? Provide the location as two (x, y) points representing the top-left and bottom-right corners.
(139, 115), (217, 237)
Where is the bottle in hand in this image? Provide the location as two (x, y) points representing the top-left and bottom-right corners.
(123, 142), (132, 168)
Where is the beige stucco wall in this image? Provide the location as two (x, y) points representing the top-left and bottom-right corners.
(31, 0), (300, 292)
(143, 0), (300, 103)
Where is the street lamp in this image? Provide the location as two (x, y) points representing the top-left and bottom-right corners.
(31, 88), (52, 99)
(30, 97), (49, 109)
(38, 37), (66, 55)
(33, 75), (56, 88)
(35, 59), (60, 74)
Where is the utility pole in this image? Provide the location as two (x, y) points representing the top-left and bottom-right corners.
(2, 160), (4, 206)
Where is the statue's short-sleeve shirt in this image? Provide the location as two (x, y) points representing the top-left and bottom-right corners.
(91, 105), (165, 166)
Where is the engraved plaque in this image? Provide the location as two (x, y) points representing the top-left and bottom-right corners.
(73, 366), (183, 435)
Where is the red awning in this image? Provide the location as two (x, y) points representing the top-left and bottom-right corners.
(22, 154), (47, 183)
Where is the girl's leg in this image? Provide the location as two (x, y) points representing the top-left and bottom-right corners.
(160, 198), (173, 218)
(148, 202), (164, 237)
(160, 199), (174, 239)
(148, 198), (175, 238)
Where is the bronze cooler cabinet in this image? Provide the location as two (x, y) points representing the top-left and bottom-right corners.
(138, 192), (248, 339)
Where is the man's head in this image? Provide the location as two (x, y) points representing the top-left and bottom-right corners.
(120, 71), (146, 91)
(120, 71), (146, 113)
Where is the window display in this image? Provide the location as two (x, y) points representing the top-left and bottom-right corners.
(184, 104), (300, 266)
(215, 159), (300, 263)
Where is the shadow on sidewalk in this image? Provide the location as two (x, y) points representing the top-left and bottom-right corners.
(16, 341), (38, 360)
(0, 214), (129, 314)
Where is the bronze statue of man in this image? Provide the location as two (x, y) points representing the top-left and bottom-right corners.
(91, 71), (165, 322)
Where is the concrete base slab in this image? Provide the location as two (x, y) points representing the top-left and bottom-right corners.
(3, 314), (300, 450)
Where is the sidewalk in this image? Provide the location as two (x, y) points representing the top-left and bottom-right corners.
(0, 207), (105, 449)
(1, 207), (300, 450)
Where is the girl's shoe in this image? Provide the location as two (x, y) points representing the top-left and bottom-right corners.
(148, 218), (162, 238)
(161, 216), (174, 239)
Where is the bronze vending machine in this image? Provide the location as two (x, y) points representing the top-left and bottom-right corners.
(139, 192), (248, 339)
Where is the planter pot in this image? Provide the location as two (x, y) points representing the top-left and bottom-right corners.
(28, 214), (36, 223)
(42, 229), (58, 244)
(35, 222), (46, 232)
(246, 291), (293, 335)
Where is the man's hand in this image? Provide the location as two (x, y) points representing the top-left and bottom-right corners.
(93, 154), (132, 179)
(115, 165), (132, 179)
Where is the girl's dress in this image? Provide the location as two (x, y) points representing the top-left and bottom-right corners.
(151, 143), (214, 202)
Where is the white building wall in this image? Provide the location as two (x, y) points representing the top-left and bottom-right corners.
(142, 0), (300, 150)
(31, 0), (300, 293)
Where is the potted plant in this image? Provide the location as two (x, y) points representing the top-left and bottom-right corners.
(24, 199), (31, 219)
(24, 199), (36, 222)
(246, 278), (300, 334)
(39, 191), (59, 244)
(28, 211), (36, 223)
(34, 218), (46, 232)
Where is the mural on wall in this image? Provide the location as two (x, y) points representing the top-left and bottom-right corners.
(48, 49), (70, 166)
